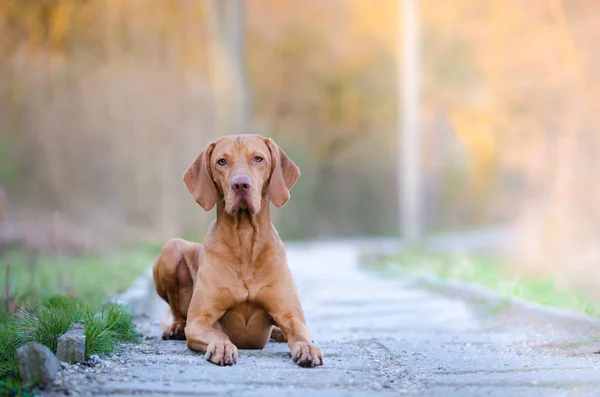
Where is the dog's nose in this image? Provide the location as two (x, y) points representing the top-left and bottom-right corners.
(231, 175), (252, 192)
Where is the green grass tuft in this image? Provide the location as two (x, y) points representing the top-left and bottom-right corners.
(0, 316), (19, 377)
(101, 302), (138, 343)
(83, 313), (117, 359)
(17, 299), (85, 352)
(83, 302), (138, 359)
(7, 296), (139, 365)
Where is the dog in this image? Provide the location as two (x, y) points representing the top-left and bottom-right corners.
(153, 134), (323, 367)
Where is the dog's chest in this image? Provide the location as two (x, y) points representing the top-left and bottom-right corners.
(229, 277), (259, 303)
(225, 260), (270, 303)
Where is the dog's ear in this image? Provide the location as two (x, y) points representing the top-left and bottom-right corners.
(183, 142), (218, 211)
(265, 138), (301, 208)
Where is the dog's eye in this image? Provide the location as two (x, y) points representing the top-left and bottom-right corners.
(217, 158), (228, 166)
(253, 156), (264, 163)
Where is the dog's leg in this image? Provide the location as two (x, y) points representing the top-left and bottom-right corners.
(269, 326), (288, 343)
(259, 287), (323, 367)
(272, 313), (323, 367)
(185, 294), (239, 366)
(153, 238), (199, 340)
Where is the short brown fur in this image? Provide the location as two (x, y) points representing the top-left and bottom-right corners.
(153, 134), (323, 367)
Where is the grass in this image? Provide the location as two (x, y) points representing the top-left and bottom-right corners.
(100, 302), (138, 343)
(0, 244), (161, 306)
(85, 302), (138, 359)
(0, 295), (139, 387)
(369, 250), (600, 319)
(19, 298), (83, 352)
(0, 243), (156, 394)
(83, 313), (117, 359)
(0, 313), (18, 378)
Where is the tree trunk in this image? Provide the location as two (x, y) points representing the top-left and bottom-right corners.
(398, 0), (422, 244)
(205, 0), (251, 137)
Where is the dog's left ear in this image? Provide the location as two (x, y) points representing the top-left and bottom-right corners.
(183, 142), (218, 211)
(264, 138), (300, 208)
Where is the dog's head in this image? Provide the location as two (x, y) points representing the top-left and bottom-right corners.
(183, 135), (300, 215)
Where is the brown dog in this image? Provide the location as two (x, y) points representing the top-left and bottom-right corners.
(153, 134), (323, 367)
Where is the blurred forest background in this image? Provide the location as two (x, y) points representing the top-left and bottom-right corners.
(0, 0), (599, 294)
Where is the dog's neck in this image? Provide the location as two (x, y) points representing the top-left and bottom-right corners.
(214, 197), (273, 257)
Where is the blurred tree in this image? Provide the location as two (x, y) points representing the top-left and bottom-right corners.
(399, 0), (422, 244)
(206, 0), (252, 136)
(1, 0), (598, 251)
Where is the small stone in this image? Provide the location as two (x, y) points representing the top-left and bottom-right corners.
(57, 326), (86, 364)
(17, 342), (61, 385)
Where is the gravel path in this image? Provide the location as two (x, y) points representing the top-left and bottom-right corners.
(41, 240), (600, 396)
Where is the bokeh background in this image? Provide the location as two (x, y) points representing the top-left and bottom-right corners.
(0, 0), (599, 305)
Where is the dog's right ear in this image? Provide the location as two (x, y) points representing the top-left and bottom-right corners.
(183, 142), (217, 211)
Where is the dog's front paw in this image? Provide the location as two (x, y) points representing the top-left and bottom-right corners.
(162, 322), (186, 340)
(205, 340), (239, 366)
(291, 342), (323, 367)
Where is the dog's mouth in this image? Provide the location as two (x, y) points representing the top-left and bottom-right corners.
(227, 196), (258, 215)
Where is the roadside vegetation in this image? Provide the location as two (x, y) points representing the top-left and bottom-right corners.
(0, 296), (138, 395)
(366, 250), (600, 319)
(1, 244), (161, 307)
(0, 244), (158, 396)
